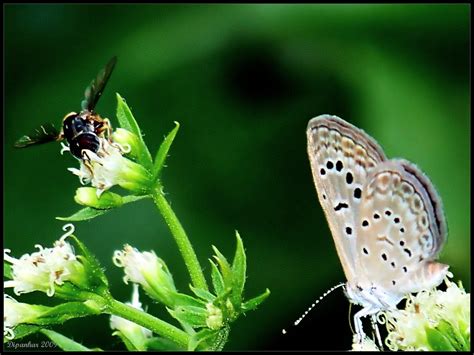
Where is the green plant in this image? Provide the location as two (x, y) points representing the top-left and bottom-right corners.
(4, 94), (269, 351)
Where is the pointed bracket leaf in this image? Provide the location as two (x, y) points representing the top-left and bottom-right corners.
(116, 93), (153, 170)
(56, 195), (150, 221)
(231, 231), (246, 309)
(69, 235), (109, 291)
(153, 121), (180, 180)
(211, 246), (233, 290)
(40, 329), (93, 351)
(241, 288), (270, 312)
(210, 259), (225, 296)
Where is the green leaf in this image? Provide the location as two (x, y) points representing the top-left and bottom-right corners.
(56, 207), (110, 221)
(4, 324), (42, 342)
(435, 319), (469, 351)
(35, 302), (101, 326)
(241, 289), (270, 312)
(211, 246), (233, 290)
(152, 121), (180, 180)
(146, 337), (183, 351)
(57, 195), (150, 221)
(122, 195), (150, 204)
(4, 261), (12, 279)
(231, 231), (246, 309)
(69, 236), (109, 291)
(113, 330), (139, 351)
(167, 305), (207, 329)
(207, 325), (230, 351)
(188, 329), (219, 351)
(116, 93), (153, 170)
(210, 260), (225, 296)
(425, 326), (456, 351)
(173, 292), (207, 308)
(190, 285), (216, 303)
(40, 329), (92, 351)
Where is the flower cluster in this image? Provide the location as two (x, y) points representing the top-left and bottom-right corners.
(383, 277), (470, 351)
(68, 137), (151, 197)
(4, 225), (84, 297)
(6, 95), (270, 351)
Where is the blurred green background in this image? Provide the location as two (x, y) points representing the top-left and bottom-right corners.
(4, 4), (470, 351)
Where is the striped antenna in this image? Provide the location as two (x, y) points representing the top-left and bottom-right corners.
(282, 282), (346, 335)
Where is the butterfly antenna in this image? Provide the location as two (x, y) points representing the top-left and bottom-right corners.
(282, 282), (345, 335)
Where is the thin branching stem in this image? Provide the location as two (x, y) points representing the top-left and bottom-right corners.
(152, 183), (209, 291)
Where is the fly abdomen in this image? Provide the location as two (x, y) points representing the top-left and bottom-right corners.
(69, 132), (101, 159)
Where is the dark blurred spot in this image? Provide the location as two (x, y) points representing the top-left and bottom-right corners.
(221, 41), (295, 106)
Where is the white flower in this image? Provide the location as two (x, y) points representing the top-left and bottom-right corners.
(383, 276), (470, 351)
(113, 245), (176, 305)
(68, 137), (151, 197)
(3, 294), (42, 340)
(110, 284), (152, 350)
(4, 226), (84, 297)
(351, 334), (380, 351)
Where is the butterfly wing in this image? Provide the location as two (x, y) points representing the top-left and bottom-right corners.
(306, 115), (387, 282)
(354, 159), (448, 297)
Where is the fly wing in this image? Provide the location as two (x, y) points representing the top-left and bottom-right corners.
(14, 122), (61, 148)
(307, 115), (387, 282)
(81, 56), (117, 112)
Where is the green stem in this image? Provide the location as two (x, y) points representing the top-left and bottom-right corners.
(152, 184), (208, 291)
(106, 298), (189, 348)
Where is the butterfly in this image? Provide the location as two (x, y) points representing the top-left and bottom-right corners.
(306, 114), (449, 345)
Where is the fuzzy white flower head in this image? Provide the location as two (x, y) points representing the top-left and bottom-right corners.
(68, 139), (131, 196)
(383, 275), (470, 351)
(113, 245), (176, 305)
(4, 224), (84, 297)
(110, 284), (152, 350)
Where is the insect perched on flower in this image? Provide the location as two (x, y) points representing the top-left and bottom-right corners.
(306, 115), (448, 348)
(14, 56), (117, 164)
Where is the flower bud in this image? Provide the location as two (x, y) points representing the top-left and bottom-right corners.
(113, 245), (177, 307)
(111, 128), (141, 162)
(3, 294), (43, 340)
(206, 303), (224, 330)
(74, 187), (123, 209)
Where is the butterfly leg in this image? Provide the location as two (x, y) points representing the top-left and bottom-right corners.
(371, 314), (383, 350)
(353, 306), (376, 344)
